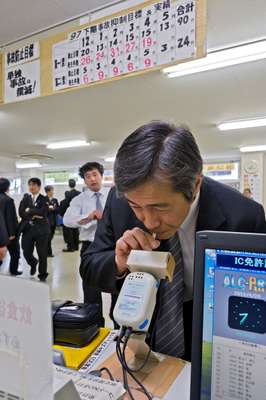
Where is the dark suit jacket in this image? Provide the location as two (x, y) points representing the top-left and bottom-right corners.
(59, 189), (81, 217)
(44, 196), (59, 227)
(0, 210), (8, 246)
(0, 193), (18, 237)
(80, 177), (266, 294)
(18, 193), (49, 233)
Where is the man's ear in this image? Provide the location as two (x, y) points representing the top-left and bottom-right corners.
(192, 173), (203, 200)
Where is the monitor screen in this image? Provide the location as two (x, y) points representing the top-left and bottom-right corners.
(201, 248), (266, 400)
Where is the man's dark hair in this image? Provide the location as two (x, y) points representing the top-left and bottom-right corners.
(28, 177), (41, 187)
(0, 178), (10, 193)
(68, 179), (76, 189)
(114, 121), (203, 201)
(44, 185), (54, 193)
(79, 162), (104, 179)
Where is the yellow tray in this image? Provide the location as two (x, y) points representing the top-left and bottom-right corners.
(53, 327), (111, 369)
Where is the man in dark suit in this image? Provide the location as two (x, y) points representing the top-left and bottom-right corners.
(0, 209), (8, 261)
(19, 177), (50, 281)
(59, 179), (80, 252)
(80, 121), (266, 360)
(0, 178), (21, 275)
(44, 185), (59, 257)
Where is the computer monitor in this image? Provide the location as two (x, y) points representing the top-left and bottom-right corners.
(191, 231), (266, 400)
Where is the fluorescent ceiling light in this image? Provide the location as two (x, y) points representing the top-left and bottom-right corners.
(104, 157), (115, 162)
(240, 145), (266, 153)
(163, 40), (266, 78)
(218, 118), (266, 131)
(47, 140), (90, 149)
(16, 162), (42, 169)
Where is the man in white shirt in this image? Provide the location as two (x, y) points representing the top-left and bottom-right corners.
(64, 162), (110, 324)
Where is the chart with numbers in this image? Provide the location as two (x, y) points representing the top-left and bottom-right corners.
(52, 0), (198, 91)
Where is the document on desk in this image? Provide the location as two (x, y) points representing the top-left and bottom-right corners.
(54, 365), (125, 400)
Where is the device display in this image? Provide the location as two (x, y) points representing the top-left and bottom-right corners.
(200, 246), (266, 400)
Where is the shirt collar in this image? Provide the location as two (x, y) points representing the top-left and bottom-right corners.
(179, 192), (200, 233)
(85, 187), (104, 198)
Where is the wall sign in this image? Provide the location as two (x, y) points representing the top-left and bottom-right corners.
(4, 42), (40, 103)
(52, 0), (198, 90)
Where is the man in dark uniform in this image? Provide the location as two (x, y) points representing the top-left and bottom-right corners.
(80, 121), (266, 361)
(0, 209), (8, 261)
(44, 185), (59, 257)
(0, 178), (21, 275)
(59, 179), (80, 252)
(19, 177), (50, 281)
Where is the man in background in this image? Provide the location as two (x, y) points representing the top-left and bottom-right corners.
(64, 162), (110, 325)
(0, 207), (8, 261)
(243, 187), (253, 199)
(19, 177), (50, 281)
(0, 178), (21, 275)
(59, 179), (80, 252)
(44, 185), (59, 257)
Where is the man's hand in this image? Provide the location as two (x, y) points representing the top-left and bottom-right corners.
(78, 210), (102, 225)
(115, 228), (160, 275)
(0, 246), (7, 261)
(94, 210), (103, 220)
(78, 211), (96, 225)
(9, 236), (15, 240)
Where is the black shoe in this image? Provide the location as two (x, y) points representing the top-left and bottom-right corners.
(62, 248), (74, 252)
(47, 254), (54, 257)
(10, 271), (23, 276)
(30, 261), (38, 276)
(38, 273), (49, 282)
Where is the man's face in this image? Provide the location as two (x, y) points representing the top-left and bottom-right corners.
(84, 168), (103, 192)
(125, 176), (202, 240)
(47, 189), (54, 198)
(28, 182), (40, 195)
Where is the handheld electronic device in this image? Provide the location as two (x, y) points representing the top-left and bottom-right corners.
(191, 231), (266, 400)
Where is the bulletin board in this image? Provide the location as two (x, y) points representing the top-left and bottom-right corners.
(1, 0), (206, 103)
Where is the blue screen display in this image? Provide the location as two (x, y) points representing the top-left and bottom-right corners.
(200, 249), (266, 400)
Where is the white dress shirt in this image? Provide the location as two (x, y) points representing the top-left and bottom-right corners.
(63, 187), (110, 242)
(178, 193), (199, 302)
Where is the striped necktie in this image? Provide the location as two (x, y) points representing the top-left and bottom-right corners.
(153, 233), (185, 358)
(94, 192), (103, 212)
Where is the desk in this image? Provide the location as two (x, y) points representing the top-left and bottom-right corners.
(90, 338), (191, 400)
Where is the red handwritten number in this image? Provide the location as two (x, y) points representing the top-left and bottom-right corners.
(83, 75), (89, 84)
(113, 66), (119, 75)
(96, 52), (104, 61)
(144, 58), (151, 67)
(127, 62), (134, 71)
(111, 48), (119, 57)
(126, 42), (135, 53)
(98, 71), (104, 80)
(80, 56), (91, 65)
(143, 37), (153, 47)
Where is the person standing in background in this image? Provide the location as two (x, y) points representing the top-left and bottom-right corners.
(243, 187), (253, 199)
(0, 178), (21, 275)
(19, 177), (50, 281)
(44, 185), (59, 257)
(64, 162), (110, 326)
(0, 209), (8, 261)
(59, 179), (80, 252)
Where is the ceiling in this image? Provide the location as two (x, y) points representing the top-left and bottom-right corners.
(0, 0), (266, 171)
